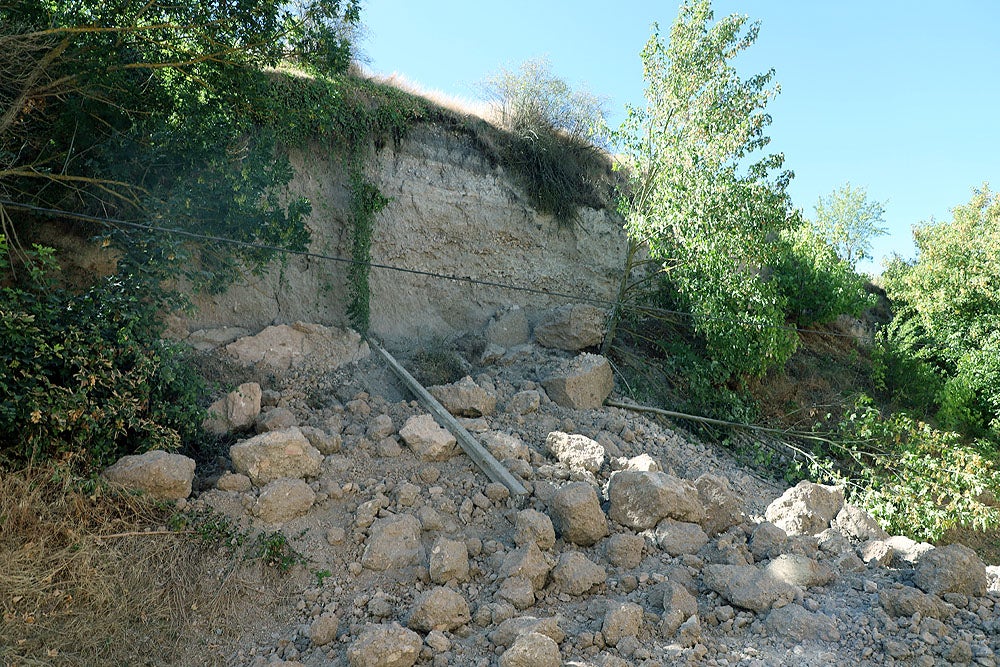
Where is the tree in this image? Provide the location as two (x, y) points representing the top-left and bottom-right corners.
(813, 183), (887, 267)
(881, 185), (1000, 435)
(610, 0), (798, 377)
(0, 0), (359, 281)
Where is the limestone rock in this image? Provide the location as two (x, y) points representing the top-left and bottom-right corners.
(749, 522), (788, 560)
(541, 353), (613, 410)
(486, 306), (530, 348)
(407, 586), (470, 632)
(654, 518), (709, 556)
(253, 477), (316, 524)
(482, 431), (530, 462)
(550, 552), (606, 596)
(607, 470), (704, 530)
(764, 554), (835, 589)
(429, 537), (470, 584)
(545, 431), (605, 473)
(695, 473), (744, 536)
(605, 533), (645, 569)
(225, 322), (369, 371)
(346, 622), (421, 667)
(230, 427), (323, 486)
(859, 539), (894, 566)
(309, 613), (340, 646)
(362, 514), (424, 571)
(255, 406), (298, 433)
(880, 586), (957, 620)
(428, 376), (497, 417)
(533, 304), (606, 351)
(491, 616), (566, 648)
(602, 601), (644, 647)
(765, 603), (840, 642)
(499, 631), (561, 667)
(885, 534), (935, 566)
(500, 543), (552, 591)
(399, 414), (459, 462)
(102, 450), (196, 501)
(764, 481), (844, 536)
(834, 503), (889, 542)
(514, 509), (556, 550)
(216, 471), (252, 493)
(623, 453), (661, 472)
(498, 576), (536, 610)
(652, 580), (698, 637)
(913, 544), (988, 597)
(702, 564), (798, 612)
(506, 390), (541, 415)
(299, 425), (342, 455)
(203, 382), (261, 435)
(548, 482), (608, 546)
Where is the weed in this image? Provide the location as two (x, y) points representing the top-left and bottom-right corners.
(256, 531), (304, 572)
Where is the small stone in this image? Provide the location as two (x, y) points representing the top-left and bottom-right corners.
(216, 471), (253, 493)
(346, 622), (421, 667)
(399, 415), (459, 462)
(255, 406), (298, 433)
(602, 601), (644, 647)
(605, 533), (645, 569)
(498, 632), (561, 667)
(607, 470), (704, 530)
(498, 576), (536, 610)
(550, 552), (606, 596)
(362, 514), (424, 571)
(101, 450), (196, 501)
(913, 543), (988, 597)
(429, 537), (470, 584)
(326, 527), (346, 545)
(253, 477), (316, 524)
(654, 518), (710, 556)
(548, 482), (608, 546)
(764, 481), (844, 536)
(545, 431), (605, 473)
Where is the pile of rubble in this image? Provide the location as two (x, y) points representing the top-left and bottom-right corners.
(104, 311), (1000, 666)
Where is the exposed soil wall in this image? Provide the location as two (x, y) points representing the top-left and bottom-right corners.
(182, 123), (627, 344)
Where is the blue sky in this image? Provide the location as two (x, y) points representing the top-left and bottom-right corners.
(359, 1), (1000, 274)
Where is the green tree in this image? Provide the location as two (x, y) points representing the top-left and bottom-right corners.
(882, 185), (1000, 435)
(813, 183), (887, 267)
(0, 0), (359, 282)
(612, 0), (798, 377)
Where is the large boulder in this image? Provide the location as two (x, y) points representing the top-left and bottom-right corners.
(548, 482), (608, 546)
(347, 623), (421, 667)
(913, 544), (988, 597)
(362, 514), (424, 571)
(533, 304), (606, 351)
(545, 431), (605, 473)
(399, 414), (459, 462)
(702, 564), (798, 612)
(764, 554), (835, 589)
(694, 473), (744, 536)
(550, 552), (606, 596)
(499, 631), (561, 667)
(230, 427), (323, 486)
(879, 585), (957, 620)
(253, 478), (315, 524)
(765, 603), (840, 642)
(834, 503), (889, 542)
(541, 354), (613, 410)
(607, 470), (704, 530)
(428, 376), (497, 417)
(102, 450), (196, 501)
(764, 481), (844, 536)
(225, 322), (369, 371)
(407, 587), (471, 632)
(203, 382), (262, 435)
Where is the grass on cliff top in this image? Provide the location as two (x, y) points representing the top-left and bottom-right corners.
(0, 466), (296, 666)
(259, 65), (619, 225)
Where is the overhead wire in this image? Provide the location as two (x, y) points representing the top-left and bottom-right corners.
(0, 198), (868, 340)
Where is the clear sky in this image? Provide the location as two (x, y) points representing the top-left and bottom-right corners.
(359, 1), (1000, 274)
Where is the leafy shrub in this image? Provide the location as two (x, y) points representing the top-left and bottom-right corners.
(481, 58), (612, 223)
(772, 224), (874, 327)
(829, 397), (1000, 541)
(0, 237), (205, 470)
(869, 315), (944, 415)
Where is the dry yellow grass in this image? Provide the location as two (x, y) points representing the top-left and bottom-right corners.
(0, 466), (296, 666)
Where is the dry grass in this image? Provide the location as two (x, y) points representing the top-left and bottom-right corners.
(0, 466), (296, 666)
(361, 68), (495, 122)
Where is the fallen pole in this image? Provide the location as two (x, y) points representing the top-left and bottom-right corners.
(367, 336), (528, 496)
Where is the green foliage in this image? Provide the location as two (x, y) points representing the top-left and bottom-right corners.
(813, 183), (887, 268)
(481, 58), (613, 224)
(615, 0), (798, 378)
(0, 238), (206, 471)
(881, 185), (1000, 437)
(870, 314), (945, 414)
(771, 223), (874, 326)
(255, 531), (304, 572)
(830, 398), (1000, 541)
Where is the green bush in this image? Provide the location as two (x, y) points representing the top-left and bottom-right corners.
(829, 397), (1000, 541)
(772, 224), (874, 327)
(0, 237), (205, 471)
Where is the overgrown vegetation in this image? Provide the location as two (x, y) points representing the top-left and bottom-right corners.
(0, 466), (298, 665)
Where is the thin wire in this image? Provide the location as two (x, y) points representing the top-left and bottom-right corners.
(0, 199), (866, 340)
